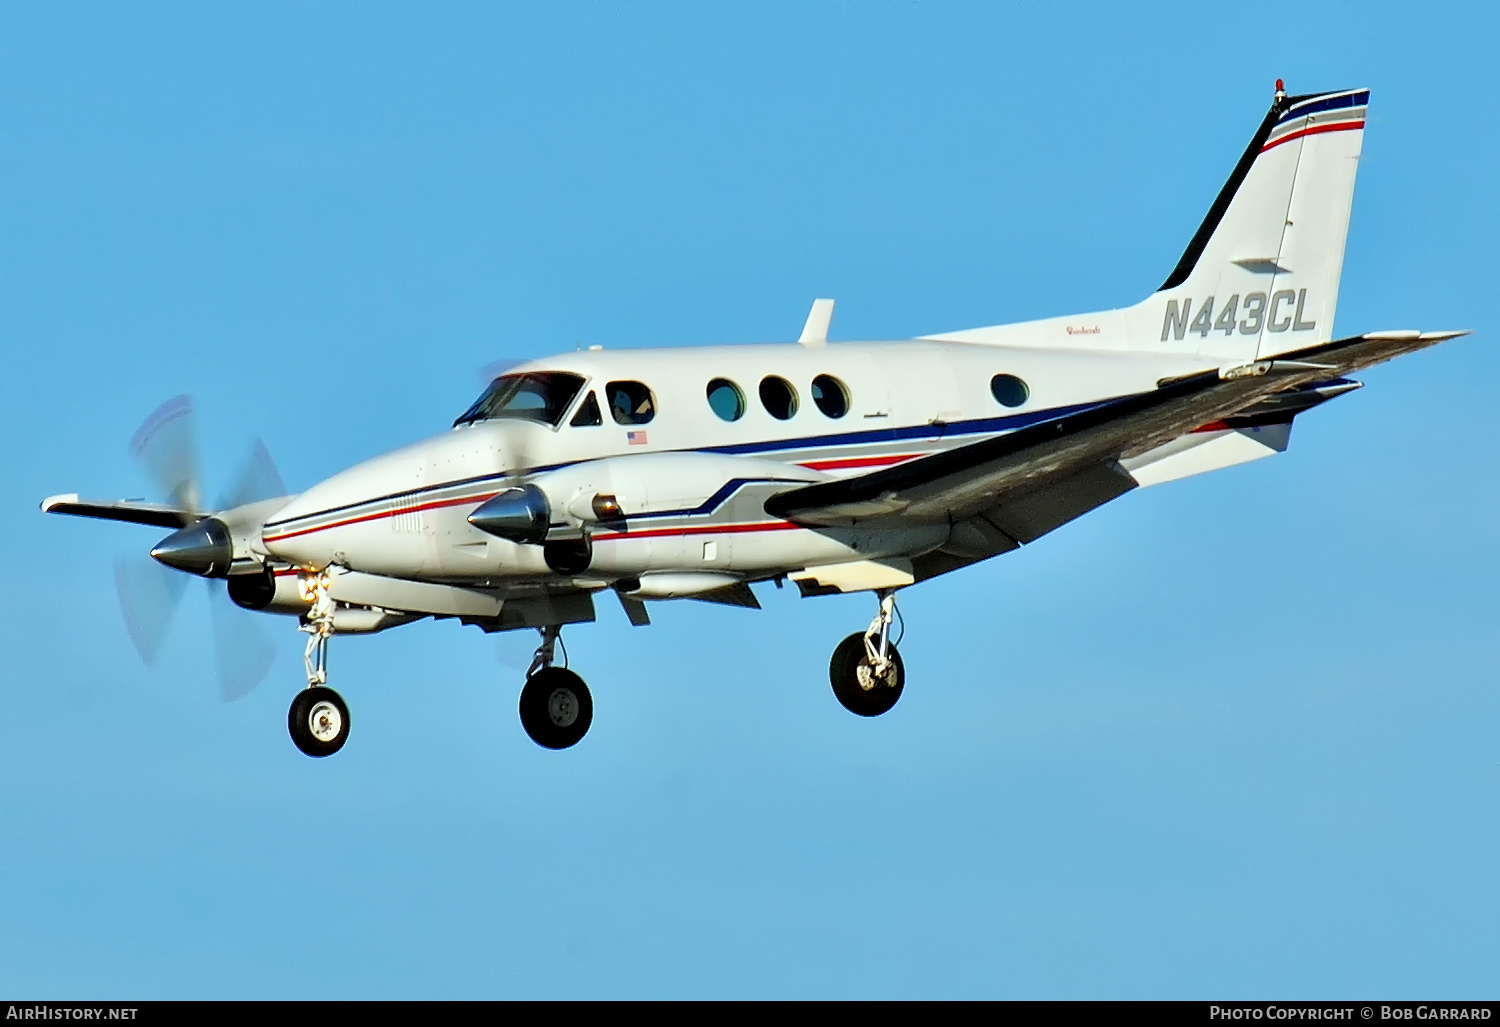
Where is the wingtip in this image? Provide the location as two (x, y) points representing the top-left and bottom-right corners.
(41, 493), (79, 513)
(1361, 329), (1472, 343)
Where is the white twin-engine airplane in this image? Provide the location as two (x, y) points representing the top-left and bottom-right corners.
(43, 83), (1467, 757)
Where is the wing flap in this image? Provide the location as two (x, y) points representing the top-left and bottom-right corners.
(979, 461), (1138, 545)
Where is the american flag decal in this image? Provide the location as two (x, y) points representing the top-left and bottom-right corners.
(627, 430), (648, 445)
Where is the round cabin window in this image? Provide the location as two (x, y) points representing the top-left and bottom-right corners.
(990, 374), (1029, 408)
(810, 374), (850, 419)
(759, 376), (798, 420)
(706, 378), (746, 422)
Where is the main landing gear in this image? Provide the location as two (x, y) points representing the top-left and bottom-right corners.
(830, 589), (904, 717)
(518, 625), (593, 750)
(288, 570), (351, 758)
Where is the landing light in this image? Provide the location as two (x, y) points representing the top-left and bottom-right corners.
(590, 493), (623, 522)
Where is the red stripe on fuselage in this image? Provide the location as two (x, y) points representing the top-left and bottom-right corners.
(262, 490), (505, 543)
(263, 455), (924, 542)
(593, 521), (799, 542)
(264, 492), (803, 545)
(797, 453), (920, 471)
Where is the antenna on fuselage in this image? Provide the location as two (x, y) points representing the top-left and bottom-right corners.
(799, 298), (834, 347)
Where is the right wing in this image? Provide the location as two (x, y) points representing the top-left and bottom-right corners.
(766, 330), (1469, 580)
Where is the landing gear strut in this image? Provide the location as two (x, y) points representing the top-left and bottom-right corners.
(518, 625), (593, 749)
(830, 589), (905, 717)
(289, 569), (351, 757)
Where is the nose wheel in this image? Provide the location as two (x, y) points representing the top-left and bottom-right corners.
(830, 590), (905, 717)
(518, 625), (593, 749)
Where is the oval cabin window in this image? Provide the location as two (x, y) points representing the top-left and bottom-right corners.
(759, 376), (798, 420)
(606, 381), (657, 425)
(989, 374), (1029, 408)
(706, 378), (746, 422)
(810, 374), (849, 418)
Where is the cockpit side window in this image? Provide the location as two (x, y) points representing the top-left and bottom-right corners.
(606, 381), (656, 425)
(453, 372), (586, 427)
(569, 391), (603, 427)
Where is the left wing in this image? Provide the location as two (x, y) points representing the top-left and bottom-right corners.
(41, 493), (200, 529)
(765, 331), (1468, 578)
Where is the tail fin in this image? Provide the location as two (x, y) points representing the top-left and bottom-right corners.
(1138, 85), (1368, 361)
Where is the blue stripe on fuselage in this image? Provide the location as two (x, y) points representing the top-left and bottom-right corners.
(697, 399), (1106, 457)
(265, 395), (1127, 530)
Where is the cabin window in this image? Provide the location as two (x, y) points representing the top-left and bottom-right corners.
(607, 380), (657, 425)
(453, 371), (586, 427)
(569, 391), (603, 427)
(990, 374), (1029, 408)
(706, 378), (745, 422)
(759, 376), (798, 420)
(810, 374), (849, 418)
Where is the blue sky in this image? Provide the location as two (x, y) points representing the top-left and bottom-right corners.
(3, 1), (1496, 998)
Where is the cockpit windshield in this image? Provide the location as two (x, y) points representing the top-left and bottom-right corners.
(454, 372), (586, 428)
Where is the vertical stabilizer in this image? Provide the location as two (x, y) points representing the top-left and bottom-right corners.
(1129, 85), (1368, 362)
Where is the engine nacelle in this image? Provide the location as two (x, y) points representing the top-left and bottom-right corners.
(227, 566), (310, 615)
(469, 452), (826, 575)
(530, 451), (824, 533)
(469, 451), (945, 579)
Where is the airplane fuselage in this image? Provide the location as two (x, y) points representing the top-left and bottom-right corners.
(260, 340), (1213, 587)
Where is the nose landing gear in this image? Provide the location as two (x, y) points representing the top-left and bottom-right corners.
(518, 625), (593, 749)
(288, 569), (351, 758)
(830, 590), (905, 717)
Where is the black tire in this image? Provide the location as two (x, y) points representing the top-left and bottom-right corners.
(288, 686), (350, 758)
(829, 631), (904, 717)
(519, 667), (593, 749)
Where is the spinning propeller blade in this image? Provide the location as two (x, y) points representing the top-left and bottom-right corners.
(116, 395), (285, 701)
(220, 438), (287, 510)
(129, 395), (201, 513)
(113, 554), (189, 667)
(495, 633), (535, 671)
(209, 584), (276, 702)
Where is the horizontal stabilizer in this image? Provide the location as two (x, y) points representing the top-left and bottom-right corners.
(41, 494), (198, 529)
